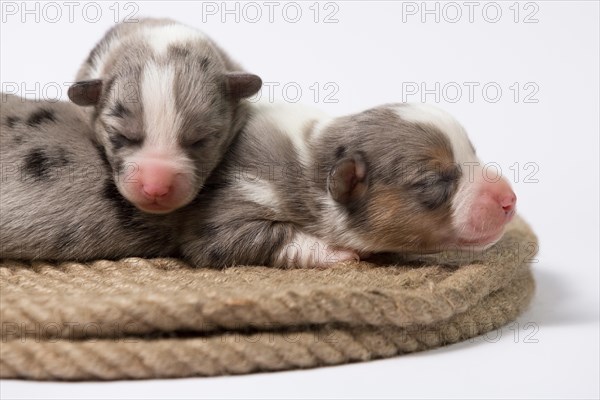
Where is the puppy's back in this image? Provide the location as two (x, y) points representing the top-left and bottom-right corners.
(0, 95), (178, 260)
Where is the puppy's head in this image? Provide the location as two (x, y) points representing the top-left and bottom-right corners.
(321, 103), (516, 253)
(68, 39), (261, 214)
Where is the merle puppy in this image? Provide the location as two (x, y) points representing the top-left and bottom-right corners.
(68, 18), (262, 214)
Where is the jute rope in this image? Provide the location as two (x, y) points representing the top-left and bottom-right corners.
(0, 216), (537, 380)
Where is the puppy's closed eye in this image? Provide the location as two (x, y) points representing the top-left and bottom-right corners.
(187, 126), (221, 149)
(105, 125), (142, 149)
(190, 137), (208, 149)
(411, 167), (460, 210)
(110, 133), (142, 149)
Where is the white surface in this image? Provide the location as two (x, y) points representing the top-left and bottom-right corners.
(1, 1), (598, 398)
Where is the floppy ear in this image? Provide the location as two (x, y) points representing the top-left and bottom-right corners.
(327, 152), (369, 204)
(225, 72), (262, 99)
(68, 79), (103, 106)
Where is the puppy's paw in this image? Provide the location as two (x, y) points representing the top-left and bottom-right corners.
(319, 247), (360, 267)
(278, 232), (360, 268)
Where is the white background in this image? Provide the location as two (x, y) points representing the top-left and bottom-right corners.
(1, 1), (598, 398)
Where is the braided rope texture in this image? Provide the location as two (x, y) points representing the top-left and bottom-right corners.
(0, 216), (537, 380)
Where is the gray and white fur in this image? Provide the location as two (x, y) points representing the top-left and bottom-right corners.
(1, 95), (180, 259)
(68, 18), (262, 214)
(1, 95), (516, 267)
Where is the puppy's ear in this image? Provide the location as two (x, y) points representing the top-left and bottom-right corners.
(225, 72), (262, 99)
(327, 152), (369, 204)
(68, 79), (103, 106)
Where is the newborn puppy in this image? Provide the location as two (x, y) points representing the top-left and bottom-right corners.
(0, 95), (515, 266)
(68, 18), (262, 214)
(180, 101), (517, 267)
(1, 94), (180, 260)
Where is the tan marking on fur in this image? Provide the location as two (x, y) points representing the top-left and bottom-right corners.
(367, 186), (455, 253)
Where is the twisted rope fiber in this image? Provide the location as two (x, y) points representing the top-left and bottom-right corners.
(0, 217), (537, 380)
(1, 269), (534, 380)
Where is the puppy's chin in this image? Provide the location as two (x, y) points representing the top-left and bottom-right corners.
(118, 185), (194, 214)
(454, 229), (506, 252)
(134, 202), (178, 214)
(368, 230), (506, 256)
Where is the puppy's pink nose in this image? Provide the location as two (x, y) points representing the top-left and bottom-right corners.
(139, 163), (177, 199)
(500, 192), (517, 215)
(486, 178), (516, 218)
(142, 183), (170, 198)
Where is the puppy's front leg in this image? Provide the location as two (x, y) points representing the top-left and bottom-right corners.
(181, 221), (359, 268)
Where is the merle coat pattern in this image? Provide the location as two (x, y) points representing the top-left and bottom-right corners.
(1, 95), (180, 259)
(67, 18), (262, 214)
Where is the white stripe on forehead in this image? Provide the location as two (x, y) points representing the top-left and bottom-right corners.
(140, 62), (182, 150)
(143, 24), (205, 56)
(395, 103), (476, 165)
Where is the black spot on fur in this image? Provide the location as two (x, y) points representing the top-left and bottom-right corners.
(335, 146), (346, 159)
(108, 101), (130, 119)
(26, 109), (56, 127)
(200, 57), (210, 71)
(23, 147), (70, 181)
(101, 180), (172, 242)
(24, 149), (47, 179)
(102, 179), (124, 204)
(169, 46), (190, 59)
(93, 143), (113, 173)
(5, 116), (19, 128)
(102, 179), (142, 228)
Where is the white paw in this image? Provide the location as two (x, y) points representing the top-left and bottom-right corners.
(318, 247), (360, 267)
(278, 232), (359, 268)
